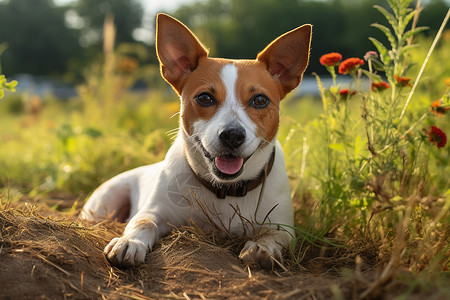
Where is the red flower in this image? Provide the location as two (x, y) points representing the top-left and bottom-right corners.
(339, 88), (357, 98)
(338, 58), (364, 75)
(394, 75), (412, 87)
(430, 99), (450, 116)
(320, 52), (343, 67)
(371, 81), (391, 92)
(428, 126), (447, 148)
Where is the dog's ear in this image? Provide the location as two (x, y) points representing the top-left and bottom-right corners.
(156, 14), (209, 94)
(257, 25), (312, 98)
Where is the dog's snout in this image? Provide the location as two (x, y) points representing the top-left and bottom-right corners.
(219, 127), (246, 149)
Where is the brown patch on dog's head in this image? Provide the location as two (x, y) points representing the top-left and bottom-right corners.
(179, 58), (229, 135)
(156, 13), (312, 143)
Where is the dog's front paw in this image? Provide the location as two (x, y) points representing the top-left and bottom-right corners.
(239, 240), (283, 269)
(104, 236), (149, 267)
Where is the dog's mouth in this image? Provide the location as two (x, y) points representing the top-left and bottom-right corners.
(195, 139), (247, 180)
(215, 155), (244, 176)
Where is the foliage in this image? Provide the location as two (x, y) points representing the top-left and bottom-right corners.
(0, 0), (80, 76)
(73, 0), (143, 46)
(0, 74), (17, 99)
(172, 0), (450, 76)
(0, 54), (176, 196)
(280, 0), (450, 282)
(1, 0), (449, 78)
(0, 0), (145, 78)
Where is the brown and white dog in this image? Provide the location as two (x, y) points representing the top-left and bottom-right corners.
(81, 14), (311, 268)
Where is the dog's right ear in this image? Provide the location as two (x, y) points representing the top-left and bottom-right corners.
(156, 14), (209, 94)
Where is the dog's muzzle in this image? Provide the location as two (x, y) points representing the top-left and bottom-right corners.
(213, 126), (247, 178)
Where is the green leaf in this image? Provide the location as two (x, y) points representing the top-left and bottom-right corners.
(371, 23), (397, 49)
(367, 58), (386, 72)
(374, 5), (398, 35)
(399, 0), (414, 15)
(387, 0), (400, 16)
(5, 80), (18, 92)
(329, 143), (345, 153)
(361, 69), (382, 82)
(329, 85), (340, 95)
(399, 43), (419, 57)
(401, 26), (428, 43)
(400, 10), (418, 34)
(369, 37), (391, 65)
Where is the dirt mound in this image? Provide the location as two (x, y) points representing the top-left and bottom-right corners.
(0, 208), (117, 298)
(1, 201), (445, 299)
(0, 206), (339, 299)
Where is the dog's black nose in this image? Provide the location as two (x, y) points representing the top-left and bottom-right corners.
(219, 127), (246, 149)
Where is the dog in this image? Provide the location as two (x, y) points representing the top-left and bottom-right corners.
(81, 14), (311, 268)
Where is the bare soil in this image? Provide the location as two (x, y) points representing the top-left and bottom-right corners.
(0, 194), (446, 299)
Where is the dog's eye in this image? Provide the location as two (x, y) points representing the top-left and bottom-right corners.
(249, 94), (270, 109)
(196, 92), (216, 107)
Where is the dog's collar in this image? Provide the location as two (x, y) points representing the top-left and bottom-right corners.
(189, 147), (276, 199)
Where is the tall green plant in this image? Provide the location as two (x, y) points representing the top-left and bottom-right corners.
(302, 0), (450, 275)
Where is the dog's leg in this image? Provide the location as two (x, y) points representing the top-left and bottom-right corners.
(80, 167), (146, 222)
(104, 210), (159, 266)
(239, 226), (292, 269)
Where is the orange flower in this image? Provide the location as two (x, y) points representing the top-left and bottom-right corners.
(339, 88), (357, 98)
(430, 99), (450, 116)
(394, 75), (412, 87)
(338, 58), (364, 75)
(428, 126), (447, 148)
(320, 52), (343, 67)
(445, 78), (450, 87)
(371, 81), (391, 92)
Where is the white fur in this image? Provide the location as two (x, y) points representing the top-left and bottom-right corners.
(81, 64), (294, 268)
(190, 64), (264, 184)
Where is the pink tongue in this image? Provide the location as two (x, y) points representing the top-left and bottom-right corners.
(215, 156), (244, 175)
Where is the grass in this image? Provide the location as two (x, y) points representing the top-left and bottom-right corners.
(1, 0), (449, 298)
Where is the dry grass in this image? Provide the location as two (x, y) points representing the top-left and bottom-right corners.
(1, 196), (448, 300)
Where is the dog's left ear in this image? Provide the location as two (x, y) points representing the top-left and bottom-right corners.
(257, 25), (312, 97)
(156, 14), (209, 94)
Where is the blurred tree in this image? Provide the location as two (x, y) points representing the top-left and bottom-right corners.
(73, 0), (143, 47)
(0, 0), (447, 78)
(0, 0), (145, 78)
(0, 0), (80, 76)
(171, 0), (449, 75)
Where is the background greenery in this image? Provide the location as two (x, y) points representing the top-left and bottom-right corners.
(0, 0), (449, 297)
(0, 0), (448, 80)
